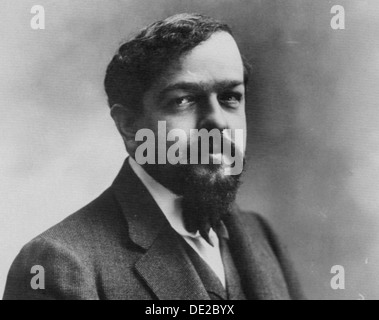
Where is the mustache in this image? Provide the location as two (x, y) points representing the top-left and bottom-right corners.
(185, 130), (239, 162)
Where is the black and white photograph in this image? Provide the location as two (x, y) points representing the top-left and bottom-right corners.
(1, 0), (379, 301)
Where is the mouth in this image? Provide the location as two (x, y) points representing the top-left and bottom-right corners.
(209, 153), (233, 166)
(209, 153), (223, 161)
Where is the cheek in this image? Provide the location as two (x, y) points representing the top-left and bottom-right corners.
(229, 111), (246, 130)
(164, 114), (198, 137)
(229, 113), (247, 153)
(149, 114), (198, 153)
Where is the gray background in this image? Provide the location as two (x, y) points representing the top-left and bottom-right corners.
(1, 0), (379, 299)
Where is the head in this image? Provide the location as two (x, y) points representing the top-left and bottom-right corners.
(105, 13), (249, 237)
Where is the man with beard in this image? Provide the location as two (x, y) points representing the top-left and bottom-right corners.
(3, 13), (304, 300)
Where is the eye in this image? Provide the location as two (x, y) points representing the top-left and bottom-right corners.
(219, 92), (243, 108)
(173, 96), (196, 108)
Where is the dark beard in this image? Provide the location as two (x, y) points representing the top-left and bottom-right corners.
(143, 161), (243, 243)
(179, 163), (242, 244)
(140, 131), (244, 243)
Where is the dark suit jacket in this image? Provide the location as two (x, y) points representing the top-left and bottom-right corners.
(3, 160), (304, 300)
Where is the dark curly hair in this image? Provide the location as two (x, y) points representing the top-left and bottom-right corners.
(104, 13), (249, 114)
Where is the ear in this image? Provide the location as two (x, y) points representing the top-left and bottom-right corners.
(110, 104), (140, 154)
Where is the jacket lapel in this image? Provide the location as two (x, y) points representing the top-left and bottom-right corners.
(134, 228), (210, 300)
(112, 159), (209, 300)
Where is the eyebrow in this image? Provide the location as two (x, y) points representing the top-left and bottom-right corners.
(157, 80), (244, 102)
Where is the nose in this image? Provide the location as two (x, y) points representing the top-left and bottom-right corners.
(198, 95), (228, 131)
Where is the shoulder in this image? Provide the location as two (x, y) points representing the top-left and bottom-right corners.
(34, 187), (128, 256)
(236, 209), (278, 243)
(3, 187), (130, 300)
(236, 209), (305, 300)
(235, 209), (289, 267)
(237, 209), (269, 227)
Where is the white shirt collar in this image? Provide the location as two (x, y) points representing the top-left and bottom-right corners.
(128, 156), (201, 238)
(128, 157), (226, 287)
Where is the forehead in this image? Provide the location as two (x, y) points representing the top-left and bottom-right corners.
(154, 32), (244, 89)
